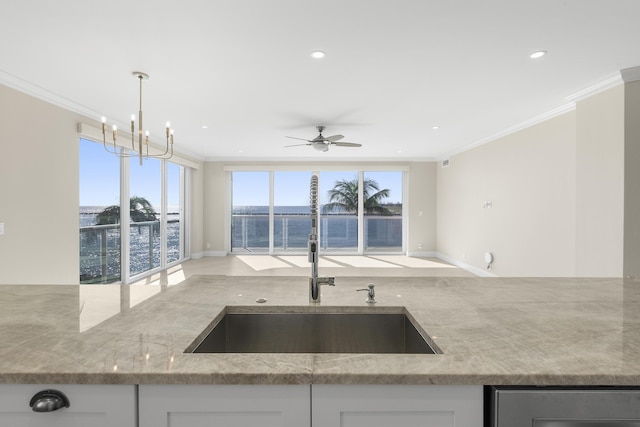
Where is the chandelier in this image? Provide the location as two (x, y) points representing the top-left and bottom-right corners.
(102, 72), (174, 165)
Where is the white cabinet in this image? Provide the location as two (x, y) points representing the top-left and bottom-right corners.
(312, 385), (483, 427)
(139, 384), (483, 427)
(0, 384), (136, 427)
(139, 384), (311, 427)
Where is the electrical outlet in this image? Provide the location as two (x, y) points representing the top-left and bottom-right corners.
(417, 243), (423, 250)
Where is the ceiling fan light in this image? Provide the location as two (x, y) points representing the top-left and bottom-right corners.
(530, 50), (547, 59)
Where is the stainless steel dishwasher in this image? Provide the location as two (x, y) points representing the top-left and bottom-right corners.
(487, 386), (640, 426)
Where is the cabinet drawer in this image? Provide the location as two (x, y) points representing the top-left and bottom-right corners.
(139, 384), (310, 427)
(0, 384), (136, 427)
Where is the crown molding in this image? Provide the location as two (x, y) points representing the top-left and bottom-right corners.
(436, 102), (576, 161)
(565, 71), (624, 103)
(437, 68), (640, 161)
(621, 66), (640, 83)
(0, 68), (102, 119)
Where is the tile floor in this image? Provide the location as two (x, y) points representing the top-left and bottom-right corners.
(130, 255), (474, 286)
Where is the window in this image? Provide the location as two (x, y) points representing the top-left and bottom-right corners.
(79, 140), (121, 283)
(319, 171), (358, 252)
(274, 171), (311, 251)
(229, 168), (404, 254)
(231, 171), (269, 252)
(166, 162), (184, 264)
(79, 138), (189, 284)
(129, 157), (161, 277)
(363, 171), (403, 252)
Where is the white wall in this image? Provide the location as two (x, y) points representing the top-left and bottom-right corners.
(575, 85), (624, 276)
(407, 162), (437, 254)
(202, 162), (227, 256)
(0, 84), (81, 284)
(437, 111), (578, 276)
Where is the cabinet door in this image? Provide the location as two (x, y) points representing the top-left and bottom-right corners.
(312, 385), (483, 427)
(0, 384), (136, 427)
(139, 384), (310, 427)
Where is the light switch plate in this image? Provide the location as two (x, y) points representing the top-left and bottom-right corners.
(0, 223), (4, 235)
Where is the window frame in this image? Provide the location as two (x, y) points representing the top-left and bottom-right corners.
(226, 165), (408, 256)
(79, 136), (190, 284)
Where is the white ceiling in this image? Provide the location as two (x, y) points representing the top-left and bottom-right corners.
(2, 0), (640, 162)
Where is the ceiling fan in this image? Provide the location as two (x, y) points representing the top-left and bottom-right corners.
(285, 126), (362, 152)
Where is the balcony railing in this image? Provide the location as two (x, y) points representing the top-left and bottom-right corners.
(80, 220), (180, 284)
(231, 214), (402, 252)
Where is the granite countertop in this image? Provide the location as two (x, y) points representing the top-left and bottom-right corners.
(1, 275), (640, 385)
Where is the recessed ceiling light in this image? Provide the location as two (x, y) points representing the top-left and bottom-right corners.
(530, 50), (547, 59)
(201, 125), (208, 129)
(432, 126), (440, 130)
(311, 50), (326, 59)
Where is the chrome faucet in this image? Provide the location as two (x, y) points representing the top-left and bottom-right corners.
(309, 174), (335, 303)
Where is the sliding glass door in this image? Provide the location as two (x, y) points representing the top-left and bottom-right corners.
(274, 171), (311, 251)
(79, 140), (121, 283)
(129, 157), (162, 277)
(229, 168), (404, 255)
(363, 171), (403, 252)
(319, 171), (358, 252)
(231, 171), (269, 252)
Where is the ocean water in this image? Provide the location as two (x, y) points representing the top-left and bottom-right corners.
(79, 206), (181, 283)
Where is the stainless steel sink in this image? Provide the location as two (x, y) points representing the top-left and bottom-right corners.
(187, 309), (439, 354)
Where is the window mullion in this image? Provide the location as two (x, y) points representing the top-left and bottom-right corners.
(160, 159), (168, 269)
(357, 171), (364, 254)
(269, 171), (274, 254)
(120, 153), (130, 284)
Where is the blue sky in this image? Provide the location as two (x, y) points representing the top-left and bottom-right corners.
(79, 139), (180, 208)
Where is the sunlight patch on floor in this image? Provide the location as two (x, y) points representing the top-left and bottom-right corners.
(324, 256), (402, 268)
(237, 255), (292, 271)
(370, 255), (458, 269)
(278, 256), (345, 268)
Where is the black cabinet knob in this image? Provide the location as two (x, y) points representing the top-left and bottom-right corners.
(29, 389), (70, 412)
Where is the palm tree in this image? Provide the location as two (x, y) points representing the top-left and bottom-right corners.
(322, 177), (393, 215)
(96, 196), (158, 225)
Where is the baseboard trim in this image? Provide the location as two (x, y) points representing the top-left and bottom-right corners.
(191, 251), (227, 259)
(435, 252), (498, 277)
(406, 251), (438, 258)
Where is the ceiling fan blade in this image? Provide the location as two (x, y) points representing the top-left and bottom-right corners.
(325, 134), (344, 142)
(332, 142), (362, 147)
(284, 143), (311, 148)
(286, 136), (312, 142)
